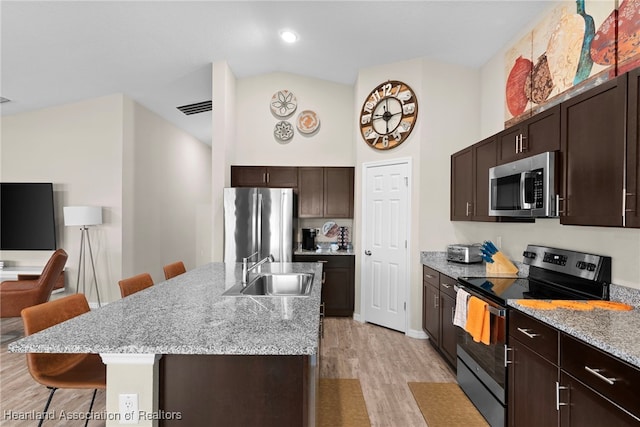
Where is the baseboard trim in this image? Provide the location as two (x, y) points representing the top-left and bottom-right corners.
(353, 312), (363, 323)
(406, 328), (428, 339)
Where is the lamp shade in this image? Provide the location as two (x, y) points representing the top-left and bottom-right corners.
(63, 206), (102, 226)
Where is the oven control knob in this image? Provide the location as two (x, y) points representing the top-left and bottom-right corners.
(576, 261), (587, 269)
(586, 263), (596, 272)
(522, 251), (536, 259)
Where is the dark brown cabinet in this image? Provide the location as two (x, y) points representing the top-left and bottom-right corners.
(508, 310), (559, 427)
(422, 266), (457, 367)
(626, 67), (640, 228)
(298, 167), (354, 218)
(451, 136), (498, 221)
(160, 354), (314, 426)
(231, 166), (298, 188)
(293, 254), (354, 317)
(508, 310), (640, 427)
(422, 267), (440, 347)
(560, 75), (627, 226)
(498, 104), (560, 165)
(451, 147), (473, 220)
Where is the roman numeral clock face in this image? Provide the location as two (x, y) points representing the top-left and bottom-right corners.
(359, 80), (418, 150)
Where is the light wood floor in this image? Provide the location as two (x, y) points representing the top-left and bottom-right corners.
(1, 317), (455, 426)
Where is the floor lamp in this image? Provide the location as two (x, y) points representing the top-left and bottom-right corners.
(63, 206), (102, 306)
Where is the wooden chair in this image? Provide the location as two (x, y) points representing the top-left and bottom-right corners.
(21, 294), (106, 427)
(163, 261), (186, 280)
(118, 273), (154, 298)
(0, 249), (68, 318)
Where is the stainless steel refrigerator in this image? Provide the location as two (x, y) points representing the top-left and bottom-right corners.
(223, 187), (294, 263)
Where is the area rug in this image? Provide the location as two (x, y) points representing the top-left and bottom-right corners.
(408, 382), (489, 427)
(318, 378), (371, 427)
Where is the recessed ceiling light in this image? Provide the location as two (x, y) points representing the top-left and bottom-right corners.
(280, 30), (298, 43)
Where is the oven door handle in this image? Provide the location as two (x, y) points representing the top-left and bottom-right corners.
(454, 284), (506, 317)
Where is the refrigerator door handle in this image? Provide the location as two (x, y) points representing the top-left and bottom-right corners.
(280, 190), (286, 261)
(257, 193), (263, 257)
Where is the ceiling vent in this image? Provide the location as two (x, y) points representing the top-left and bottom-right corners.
(176, 100), (212, 115)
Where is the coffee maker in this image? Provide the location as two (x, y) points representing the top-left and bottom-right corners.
(301, 228), (317, 250)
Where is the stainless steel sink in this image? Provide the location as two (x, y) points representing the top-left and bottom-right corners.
(223, 273), (314, 297)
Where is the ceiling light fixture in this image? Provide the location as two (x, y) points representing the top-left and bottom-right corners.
(280, 30), (298, 43)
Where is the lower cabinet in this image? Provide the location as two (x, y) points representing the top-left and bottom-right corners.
(422, 265), (457, 367)
(159, 354), (316, 426)
(294, 255), (354, 317)
(508, 311), (640, 427)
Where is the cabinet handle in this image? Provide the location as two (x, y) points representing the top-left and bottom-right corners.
(433, 295), (439, 309)
(517, 327), (539, 339)
(441, 283), (451, 289)
(425, 274), (436, 279)
(504, 345), (512, 367)
(625, 192), (636, 212)
(584, 366), (616, 385)
(520, 135), (527, 152)
(555, 382), (569, 410)
(266, 172), (270, 183)
(556, 195), (565, 215)
(515, 135), (519, 154)
(465, 202), (471, 217)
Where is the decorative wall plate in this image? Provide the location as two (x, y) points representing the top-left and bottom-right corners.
(322, 221), (339, 237)
(274, 121), (294, 143)
(270, 90), (297, 118)
(297, 110), (320, 134)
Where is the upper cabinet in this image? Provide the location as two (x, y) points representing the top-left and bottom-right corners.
(626, 67), (640, 228)
(298, 167), (354, 218)
(497, 104), (560, 165)
(560, 74), (627, 227)
(231, 166), (298, 188)
(451, 136), (498, 221)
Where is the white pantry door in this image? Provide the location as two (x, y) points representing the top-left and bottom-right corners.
(362, 160), (409, 332)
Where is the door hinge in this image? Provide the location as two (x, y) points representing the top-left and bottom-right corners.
(404, 176), (408, 186)
(404, 302), (406, 311)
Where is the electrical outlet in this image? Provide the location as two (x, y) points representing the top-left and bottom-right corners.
(118, 393), (139, 424)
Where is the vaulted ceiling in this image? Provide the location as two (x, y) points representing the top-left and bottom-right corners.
(1, 1), (550, 144)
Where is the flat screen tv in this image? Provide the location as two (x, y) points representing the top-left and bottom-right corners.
(0, 183), (57, 250)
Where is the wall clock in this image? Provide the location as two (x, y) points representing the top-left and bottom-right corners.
(359, 80), (418, 150)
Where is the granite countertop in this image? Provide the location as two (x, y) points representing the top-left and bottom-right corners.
(294, 248), (355, 256)
(10, 262), (322, 356)
(421, 250), (640, 370)
(509, 301), (640, 369)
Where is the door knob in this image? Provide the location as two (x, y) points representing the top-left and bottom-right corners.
(364, 250), (372, 256)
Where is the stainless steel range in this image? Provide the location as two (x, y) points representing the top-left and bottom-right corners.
(455, 245), (612, 427)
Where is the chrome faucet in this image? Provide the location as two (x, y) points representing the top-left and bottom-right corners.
(242, 252), (274, 285)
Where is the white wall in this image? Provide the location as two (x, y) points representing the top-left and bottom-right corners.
(123, 98), (212, 284)
(355, 58), (481, 333)
(1, 94), (212, 303)
(234, 72), (354, 166)
(1, 94), (125, 303)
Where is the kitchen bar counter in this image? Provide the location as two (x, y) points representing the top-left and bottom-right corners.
(10, 262), (323, 355)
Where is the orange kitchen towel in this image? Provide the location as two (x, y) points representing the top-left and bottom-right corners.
(465, 296), (491, 345)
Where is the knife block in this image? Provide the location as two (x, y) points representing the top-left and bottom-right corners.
(486, 252), (519, 277)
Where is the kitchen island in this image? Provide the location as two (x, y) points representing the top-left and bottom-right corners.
(10, 261), (323, 427)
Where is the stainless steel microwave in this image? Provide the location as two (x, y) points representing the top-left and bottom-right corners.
(489, 151), (557, 218)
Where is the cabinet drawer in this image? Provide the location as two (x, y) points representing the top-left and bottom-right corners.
(423, 266), (439, 287)
(509, 310), (558, 363)
(439, 274), (457, 299)
(561, 334), (640, 419)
